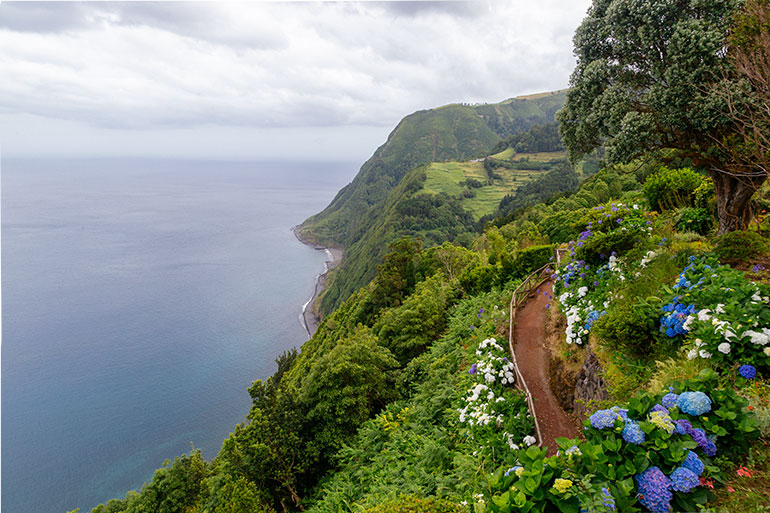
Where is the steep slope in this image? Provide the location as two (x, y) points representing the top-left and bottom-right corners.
(301, 91), (568, 313)
(300, 91), (567, 249)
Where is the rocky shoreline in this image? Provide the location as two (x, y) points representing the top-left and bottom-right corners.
(293, 225), (343, 338)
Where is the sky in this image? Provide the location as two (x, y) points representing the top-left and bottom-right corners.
(0, 1), (593, 161)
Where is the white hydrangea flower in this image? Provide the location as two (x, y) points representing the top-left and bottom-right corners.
(699, 349), (712, 359)
(764, 347), (770, 357)
(743, 330), (770, 346)
(697, 309), (711, 322)
(715, 304), (726, 314)
(687, 349), (698, 360)
(523, 435), (537, 446)
(717, 342), (731, 354)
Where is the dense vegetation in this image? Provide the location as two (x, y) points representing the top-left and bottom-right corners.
(300, 92), (568, 314)
(84, 2), (770, 512)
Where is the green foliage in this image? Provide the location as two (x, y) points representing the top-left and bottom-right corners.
(713, 230), (770, 263)
(91, 451), (210, 513)
(304, 94), (567, 313)
(496, 162), (580, 218)
(642, 167), (704, 212)
(667, 256), (770, 369)
(558, 0), (741, 165)
(482, 373), (760, 513)
(361, 496), (465, 513)
(375, 275), (456, 365)
(594, 298), (662, 357)
(491, 123), (565, 155)
(677, 207), (714, 235)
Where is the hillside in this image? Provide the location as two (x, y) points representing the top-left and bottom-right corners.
(301, 91), (567, 249)
(299, 93), (568, 314)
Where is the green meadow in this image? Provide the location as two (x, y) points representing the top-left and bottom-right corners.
(421, 155), (562, 219)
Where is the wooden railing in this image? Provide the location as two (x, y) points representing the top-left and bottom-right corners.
(508, 262), (553, 448)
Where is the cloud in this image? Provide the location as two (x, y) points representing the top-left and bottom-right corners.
(0, 1), (592, 156)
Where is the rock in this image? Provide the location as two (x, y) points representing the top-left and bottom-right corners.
(573, 350), (609, 419)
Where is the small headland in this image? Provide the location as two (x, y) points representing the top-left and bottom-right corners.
(293, 225), (343, 338)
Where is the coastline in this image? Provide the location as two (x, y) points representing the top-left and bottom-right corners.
(293, 225), (343, 338)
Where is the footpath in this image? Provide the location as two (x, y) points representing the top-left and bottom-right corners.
(512, 279), (579, 455)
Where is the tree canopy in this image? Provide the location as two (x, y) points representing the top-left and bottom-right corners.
(558, 0), (768, 233)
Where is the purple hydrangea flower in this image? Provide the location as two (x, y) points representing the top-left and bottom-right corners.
(468, 363), (478, 375)
(677, 391), (712, 416)
(635, 467), (672, 513)
(739, 364), (757, 380)
(651, 404), (669, 414)
(661, 393), (679, 409)
(675, 419), (694, 436)
(670, 467), (699, 492)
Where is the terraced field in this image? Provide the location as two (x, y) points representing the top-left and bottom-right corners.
(421, 157), (550, 219)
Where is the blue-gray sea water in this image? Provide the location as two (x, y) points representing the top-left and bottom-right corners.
(1, 158), (355, 513)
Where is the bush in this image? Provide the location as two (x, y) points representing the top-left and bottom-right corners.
(362, 496), (464, 513)
(594, 299), (662, 357)
(676, 207), (713, 235)
(714, 231), (769, 263)
(642, 167), (704, 212)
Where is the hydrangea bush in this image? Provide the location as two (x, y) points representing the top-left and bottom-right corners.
(457, 334), (535, 458)
(553, 201), (655, 347)
(479, 372), (758, 513)
(659, 256), (770, 370)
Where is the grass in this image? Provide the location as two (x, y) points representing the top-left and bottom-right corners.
(421, 151), (568, 220)
(422, 160), (542, 220)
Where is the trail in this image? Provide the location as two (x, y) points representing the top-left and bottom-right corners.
(513, 280), (579, 455)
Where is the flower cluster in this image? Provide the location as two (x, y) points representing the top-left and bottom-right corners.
(458, 335), (533, 453)
(635, 467), (673, 513)
(676, 391), (711, 416)
(665, 257), (770, 369)
(660, 297), (697, 337)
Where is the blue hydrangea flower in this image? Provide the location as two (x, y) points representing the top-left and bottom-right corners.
(680, 451), (704, 476)
(622, 421), (645, 445)
(635, 467), (672, 513)
(675, 419), (694, 435)
(610, 406), (629, 422)
(677, 391), (712, 416)
(650, 404), (669, 414)
(601, 487), (616, 511)
(739, 364), (757, 380)
(670, 467), (699, 492)
(589, 409), (621, 429)
(661, 393), (679, 409)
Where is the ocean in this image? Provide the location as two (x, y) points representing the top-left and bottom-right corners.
(1, 158), (355, 513)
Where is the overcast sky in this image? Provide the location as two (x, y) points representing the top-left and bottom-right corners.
(0, 1), (592, 160)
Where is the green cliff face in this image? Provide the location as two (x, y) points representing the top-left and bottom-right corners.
(301, 91), (567, 313)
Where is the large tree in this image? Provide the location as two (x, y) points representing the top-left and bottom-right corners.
(558, 0), (767, 233)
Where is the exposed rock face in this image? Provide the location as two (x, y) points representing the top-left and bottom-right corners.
(573, 350), (609, 419)
(549, 357), (578, 412)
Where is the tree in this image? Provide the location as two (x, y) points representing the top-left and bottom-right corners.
(712, 0), (770, 229)
(557, 0), (766, 234)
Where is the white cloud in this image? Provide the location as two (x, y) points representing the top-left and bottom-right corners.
(0, 1), (593, 157)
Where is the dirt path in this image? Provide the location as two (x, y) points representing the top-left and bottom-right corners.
(513, 280), (579, 455)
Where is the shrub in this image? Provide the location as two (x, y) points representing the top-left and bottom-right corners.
(362, 496), (464, 513)
(677, 207), (713, 235)
(594, 299), (662, 357)
(713, 231), (769, 263)
(642, 167), (704, 212)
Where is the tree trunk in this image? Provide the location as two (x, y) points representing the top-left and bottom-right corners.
(709, 170), (766, 235)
